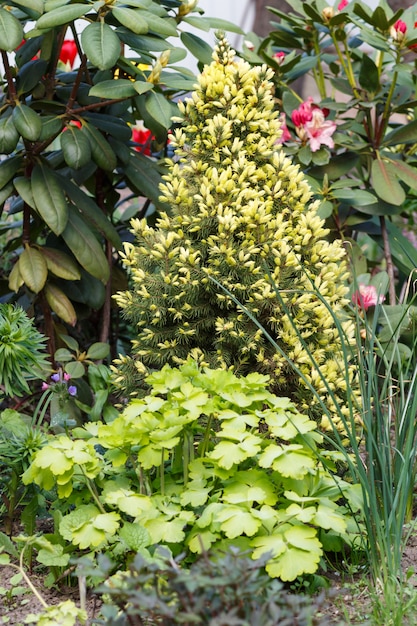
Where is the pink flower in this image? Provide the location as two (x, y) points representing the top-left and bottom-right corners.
(278, 113), (291, 142)
(394, 19), (407, 34)
(273, 51), (286, 64)
(291, 97), (314, 127)
(41, 382), (50, 391)
(351, 284), (385, 311)
(391, 19), (407, 41)
(63, 372), (71, 381)
(337, 0), (348, 10)
(303, 108), (337, 152)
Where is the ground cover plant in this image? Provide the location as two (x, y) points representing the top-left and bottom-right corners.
(21, 360), (361, 583)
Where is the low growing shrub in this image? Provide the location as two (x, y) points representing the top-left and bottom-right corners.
(22, 360), (362, 582)
(91, 547), (337, 626)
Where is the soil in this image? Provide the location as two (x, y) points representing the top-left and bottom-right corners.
(2, 538), (417, 626)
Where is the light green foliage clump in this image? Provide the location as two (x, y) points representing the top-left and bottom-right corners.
(23, 361), (361, 582)
(0, 303), (49, 397)
(113, 35), (356, 429)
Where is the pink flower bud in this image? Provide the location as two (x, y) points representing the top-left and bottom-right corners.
(337, 0), (348, 10)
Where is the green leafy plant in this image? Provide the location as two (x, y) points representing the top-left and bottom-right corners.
(0, 303), (49, 398)
(112, 33), (357, 431)
(85, 547), (336, 626)
(249, 0), (417, 303)
(0, 0), (242, 358)
(22, 360), (362, 583)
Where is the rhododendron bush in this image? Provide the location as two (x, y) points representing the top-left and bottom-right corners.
(0, 0), (241, 357)
(246, 0), (417, 308)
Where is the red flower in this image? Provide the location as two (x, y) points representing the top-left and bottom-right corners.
(60, 40), (77, 68)
(337, 0), (348, 10)
(132, 127), (153, 155)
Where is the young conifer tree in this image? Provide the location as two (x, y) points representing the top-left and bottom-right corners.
(114, 34), (356, 430)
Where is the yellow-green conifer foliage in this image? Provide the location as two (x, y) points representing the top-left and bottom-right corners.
(114, 36), (356, 430)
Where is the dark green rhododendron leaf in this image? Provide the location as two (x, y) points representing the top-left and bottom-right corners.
(12, 104), (42, 141)
(0, 8), (24, 51)
(16, 60), (48, 96)
(140, 12), (178, 37)
(62, 210), (110, 283)
(180, 32), (213, 65)
(14, 176), (36, 209)
(144, 91), (174, 130)
(112, 7), (149, 34)
(0, 156), (23, 191)
(60, 126), (92, 170)
(89, 79), (138, 99)
(36, 3), (87, 29)
(371, 159), (405, 205)
(81, 22), (121, 70)
(0, 117), (19, 154)
(32, 164), (69, 235)
(81, 122), (117, 171)
(359, 54), (379, 93)
(10, 0), (43, 19)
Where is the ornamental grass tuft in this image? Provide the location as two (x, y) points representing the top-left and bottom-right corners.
(113, 34), (357, 430)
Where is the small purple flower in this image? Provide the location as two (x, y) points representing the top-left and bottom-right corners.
(68, 385), (77, 397)
(51, 373), (60, 382)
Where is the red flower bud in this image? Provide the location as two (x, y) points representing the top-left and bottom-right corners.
(60, 40), (77, 68)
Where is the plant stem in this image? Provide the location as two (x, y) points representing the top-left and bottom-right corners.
(1, 51), (17, 100)
(312, 35), (327, 99)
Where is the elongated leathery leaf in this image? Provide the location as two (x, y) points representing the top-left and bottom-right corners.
(44, 282), (77, 326)
(32, 164), (68, 235)
(60, 176), (122, 249)
(36, 3), (87, 29)
(12, 104), (42, 142)
(371, 159), (405, 205)
(62, 210), (110, 283)
(19, 246), (48, 293)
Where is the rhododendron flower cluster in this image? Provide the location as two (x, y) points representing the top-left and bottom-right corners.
(285, 97), (337, 152)
(351, 284), (385, 311)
